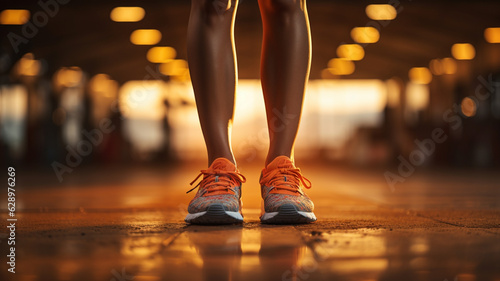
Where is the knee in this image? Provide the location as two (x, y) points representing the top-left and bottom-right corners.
(191, 0), (238, 17)
(260, 0), (304, 14)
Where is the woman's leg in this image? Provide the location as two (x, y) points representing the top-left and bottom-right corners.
(187, 0), (239, 165)
(258, 0), (311, 165)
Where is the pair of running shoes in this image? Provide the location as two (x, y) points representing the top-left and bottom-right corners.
(185, 156), (316, 224)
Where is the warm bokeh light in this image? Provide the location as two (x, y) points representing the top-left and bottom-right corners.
(88, 74), (119, 127)
(0, 9), (30, 25)
(55, 67), (84, 88)
(461, 97), (477, 117)
(110, 7), (145, 22)
(130, 29), (162, 45)
(321, 69), (336, 79)
(0, 85), (28, 120)
(159, 59), (189, 76)
(119, 81), (166, 153)
(406, 83), (429, 112)
(16, 53), (41, 77)
(429, 59), (443, 75)
(429, 57), (457, 75)
(441, 57), (457, 74)
(409, 67), (432, 84)
(365, 4), (397, 20)
(147, 47), (177, 63)
(351, 27), (380, 44)
(327, 58), (355, 75)
(171, 71), (191, 82)
(484, 27), (500, 43)
(89, 74), (118, 98)
(336, 44), (365, 61)
(119, 81), (165, 120)
(0, 84), (28, 158)
(386, 78), (401, 108)
(308, 80), (388, 154)
(314, 80), (387, 115)
(451, 43), (475, 60)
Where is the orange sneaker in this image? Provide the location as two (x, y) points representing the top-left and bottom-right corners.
(185, 158), (246, 224)
(260, 156), (316, 224)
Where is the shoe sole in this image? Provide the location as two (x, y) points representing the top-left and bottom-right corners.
(185, 204), (243, 225)
(261, 204), (316, 224)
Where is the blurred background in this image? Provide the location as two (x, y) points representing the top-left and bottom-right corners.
(1, 0), (500, 173)
(2, 3), (500, 279)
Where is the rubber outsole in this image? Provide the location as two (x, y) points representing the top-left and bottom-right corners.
(261, 204), (316, 224)
(185, 204), (243, 225)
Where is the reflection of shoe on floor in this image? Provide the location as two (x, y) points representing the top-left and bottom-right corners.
(258, 226), (305, 280)
(260, 156), (316, 224)
(186, 228), (243, 281)
(185, 158), (246, 225)
(186, 228), (243, 256)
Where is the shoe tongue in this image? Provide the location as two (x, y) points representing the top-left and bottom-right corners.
(266, 156), (295, 171)
(210, 158), (237, 171)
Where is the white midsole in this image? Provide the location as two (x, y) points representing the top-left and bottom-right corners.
(261, 210), (316, 221)
(185, 210), (243, 221)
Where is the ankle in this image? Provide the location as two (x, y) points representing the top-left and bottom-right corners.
(265, 153), (293, 166)
(208, 155), (236, 166)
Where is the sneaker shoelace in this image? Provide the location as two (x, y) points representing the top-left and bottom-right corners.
(260, 165), (312, 194)
(187, 168), (246, 195)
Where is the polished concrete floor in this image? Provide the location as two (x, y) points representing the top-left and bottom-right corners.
(1, 160), (499, 281)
